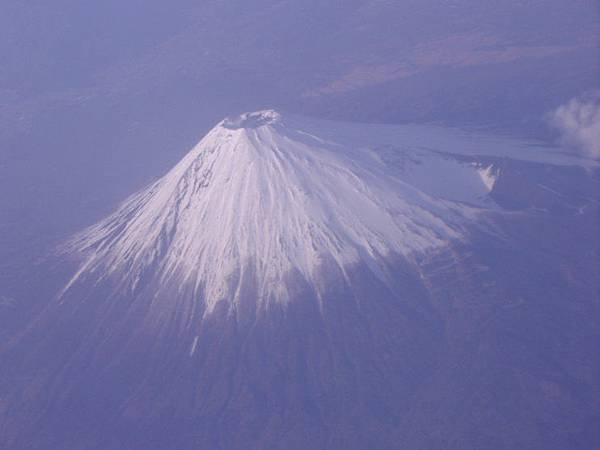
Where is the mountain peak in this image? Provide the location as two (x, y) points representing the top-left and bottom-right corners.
(221, 109), (282, 130)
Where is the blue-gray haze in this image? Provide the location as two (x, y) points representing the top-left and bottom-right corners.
(0, 2), (599, 449)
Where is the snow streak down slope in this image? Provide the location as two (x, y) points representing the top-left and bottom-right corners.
(63, 111), (489, 310)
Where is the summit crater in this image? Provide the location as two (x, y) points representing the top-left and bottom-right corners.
(221, 109), (282, 130)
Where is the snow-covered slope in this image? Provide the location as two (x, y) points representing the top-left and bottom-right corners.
(62, 111), (502, 310)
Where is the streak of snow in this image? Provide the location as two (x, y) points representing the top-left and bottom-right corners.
(190, 336), (199, 356)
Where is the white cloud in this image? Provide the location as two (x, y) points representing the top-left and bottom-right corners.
(550, 91), (600, 159)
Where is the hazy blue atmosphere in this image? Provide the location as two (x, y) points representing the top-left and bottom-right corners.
(0, 2), (599, 449)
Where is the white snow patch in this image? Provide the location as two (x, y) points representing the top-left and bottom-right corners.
(478, 165), (498, 192)
(190, 336), (199, 356)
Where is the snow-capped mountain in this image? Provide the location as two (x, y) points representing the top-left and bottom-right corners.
(62, 110), (498, 312)
(60, 110), (595, 317)
(1, 112), (598, 450)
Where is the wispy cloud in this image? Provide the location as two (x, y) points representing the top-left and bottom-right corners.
(550, 91), (600, 158)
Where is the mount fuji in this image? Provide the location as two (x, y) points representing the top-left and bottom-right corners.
(62, 110), (493, 314)
(1, 111), (598, 450)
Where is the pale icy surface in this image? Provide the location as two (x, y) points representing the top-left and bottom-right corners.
(61, 111), (589, 310)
